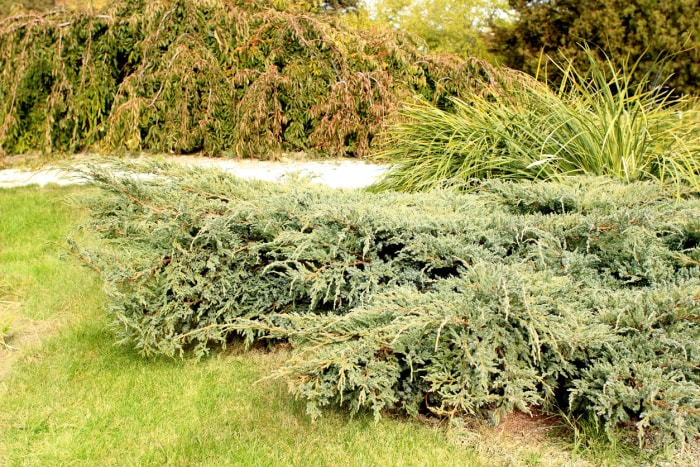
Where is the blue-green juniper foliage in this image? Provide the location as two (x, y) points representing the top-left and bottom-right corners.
(69, 161), (700, 446)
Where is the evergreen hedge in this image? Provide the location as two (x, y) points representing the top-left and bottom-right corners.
(70, 161), (700, 446)
(0, 0), (494, 157)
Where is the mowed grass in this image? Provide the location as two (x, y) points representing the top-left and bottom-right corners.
(1, 326), (476, 465)
(0, 185), (102, 322)
(0, 185), (490, 466)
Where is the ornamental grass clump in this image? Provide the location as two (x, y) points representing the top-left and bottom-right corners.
(70, 161), (700, 446)
(0, 0), (494, 157)
(373, 48), (700, 193)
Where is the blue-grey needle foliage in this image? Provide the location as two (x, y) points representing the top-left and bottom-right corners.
(70, 161), (700, 446)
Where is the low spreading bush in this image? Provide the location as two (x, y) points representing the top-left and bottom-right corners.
(372, 48), (700, 194)
(70, 161), (700, 445)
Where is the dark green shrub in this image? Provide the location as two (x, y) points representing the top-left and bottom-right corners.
(490, 0), (700, 96)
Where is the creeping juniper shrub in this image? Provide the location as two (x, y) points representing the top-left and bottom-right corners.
(71, 161), (700, 446)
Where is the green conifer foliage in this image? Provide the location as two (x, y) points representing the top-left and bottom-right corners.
(0, 0), (493, 157)
(491, 0), (700, 96)
(70, 161), (700, 445)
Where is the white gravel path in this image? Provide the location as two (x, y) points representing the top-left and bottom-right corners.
(0, 157), (390, 189)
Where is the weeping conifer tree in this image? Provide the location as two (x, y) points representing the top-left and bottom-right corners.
(0, 0), (496, 157)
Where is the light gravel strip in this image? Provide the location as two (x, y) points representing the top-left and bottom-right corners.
(0, 158), (390, 189)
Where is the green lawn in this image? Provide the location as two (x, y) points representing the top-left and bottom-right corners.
(0, 185), (482, 466)
(0, 184), (665, 466)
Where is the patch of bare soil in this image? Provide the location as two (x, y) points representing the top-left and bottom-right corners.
(0, 312), (54, 382)
(447, 409), (700, 466)
(657, 438), (700, 467)
(495, 409), (561, 444)
(447, 409), (591, 467)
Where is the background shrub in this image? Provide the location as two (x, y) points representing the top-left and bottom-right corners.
(491, 0), (700, 96)
(0, 0), (495, 157)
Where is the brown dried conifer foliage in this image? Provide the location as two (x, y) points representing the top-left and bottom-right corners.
(0, 0), (494, 157)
